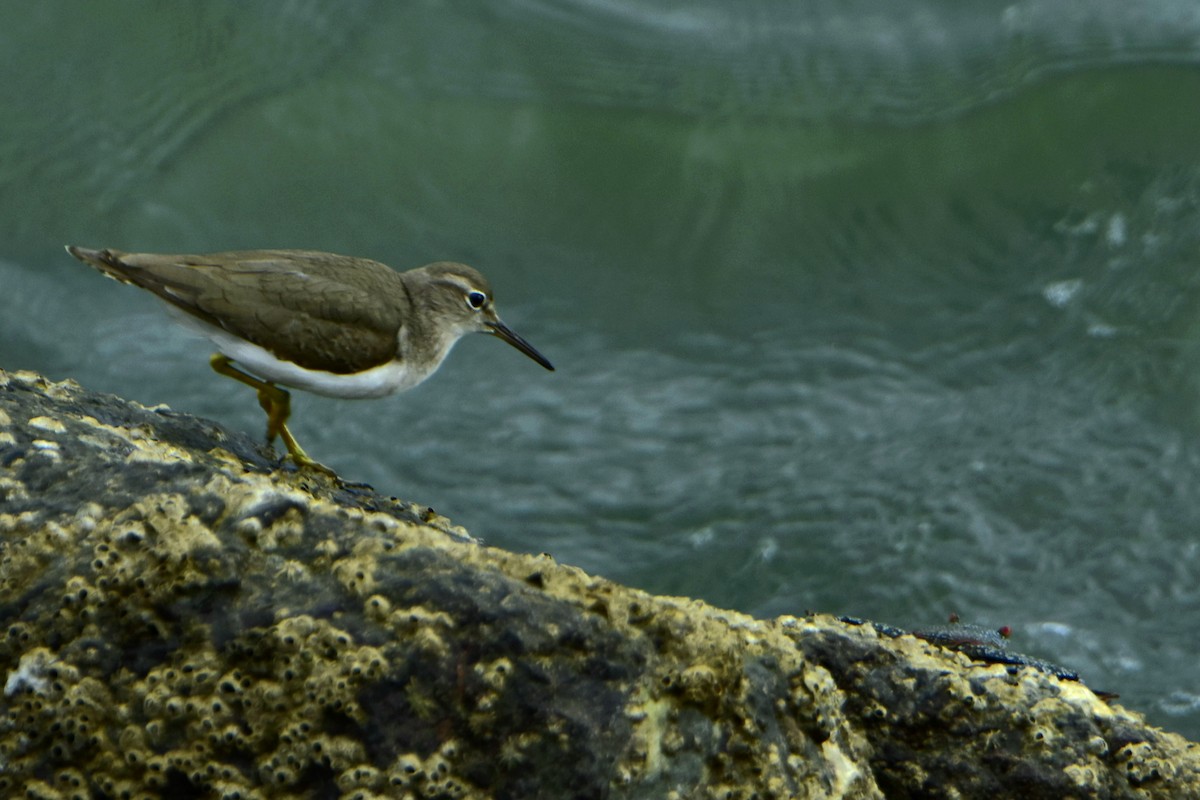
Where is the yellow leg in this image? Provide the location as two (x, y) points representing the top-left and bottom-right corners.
(208, 354), (336, 476)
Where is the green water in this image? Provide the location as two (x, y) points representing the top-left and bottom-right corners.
(3, 2), (1200, 739)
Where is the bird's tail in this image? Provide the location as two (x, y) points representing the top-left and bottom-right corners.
(65, 245), (137, 285)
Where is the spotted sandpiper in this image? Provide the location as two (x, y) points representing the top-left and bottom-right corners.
(65, 246), (554, 475)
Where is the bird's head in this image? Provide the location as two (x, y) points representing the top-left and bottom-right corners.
(415, 262), (554, 371)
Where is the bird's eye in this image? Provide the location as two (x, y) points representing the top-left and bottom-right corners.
(466, 290), (487, 310)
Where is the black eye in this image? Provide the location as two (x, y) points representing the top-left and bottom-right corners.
(466, 291), (487, 310)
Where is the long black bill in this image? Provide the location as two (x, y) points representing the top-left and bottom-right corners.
(486, 320), (555, 371)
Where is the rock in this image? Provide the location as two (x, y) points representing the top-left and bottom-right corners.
(0, 368), (1197, 799)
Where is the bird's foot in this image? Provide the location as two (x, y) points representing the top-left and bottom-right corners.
(286, 453), (339, 478)
(210, 353), (341, 480)
(277, 423), (338, 478)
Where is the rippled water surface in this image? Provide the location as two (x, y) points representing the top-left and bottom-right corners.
(3, 2), (1200, 738)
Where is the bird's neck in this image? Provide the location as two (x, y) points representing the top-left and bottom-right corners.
(395, 285), (468, 376)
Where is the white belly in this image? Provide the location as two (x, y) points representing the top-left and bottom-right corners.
(212, 330), (426, 398)
(170, 310), (437, 399)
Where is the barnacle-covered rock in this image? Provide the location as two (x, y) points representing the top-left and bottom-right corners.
(1, 367), (1198, 799)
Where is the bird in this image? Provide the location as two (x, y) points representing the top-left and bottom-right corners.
(65, 246), (554, 475)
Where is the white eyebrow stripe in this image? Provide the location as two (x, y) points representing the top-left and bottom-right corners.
(434, 277), (488, 297)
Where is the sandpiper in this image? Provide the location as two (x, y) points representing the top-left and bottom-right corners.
(65, 246), (554, 475)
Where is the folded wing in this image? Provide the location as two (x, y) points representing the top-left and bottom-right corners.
(68, 247), (407, 374)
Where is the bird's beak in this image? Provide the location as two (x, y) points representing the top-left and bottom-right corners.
(485, 319), (555, 371)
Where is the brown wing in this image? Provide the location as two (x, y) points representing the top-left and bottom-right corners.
(67, 247), (409, 374)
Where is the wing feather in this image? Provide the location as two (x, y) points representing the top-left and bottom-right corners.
(70, 248), (408, 374)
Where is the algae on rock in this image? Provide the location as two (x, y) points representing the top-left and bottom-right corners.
(0, 368), (1197, 799)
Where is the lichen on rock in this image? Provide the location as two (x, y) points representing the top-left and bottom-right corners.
(1, 368), (1198, 799)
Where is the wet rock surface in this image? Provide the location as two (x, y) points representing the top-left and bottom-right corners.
(1, 368), (1197, 799)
